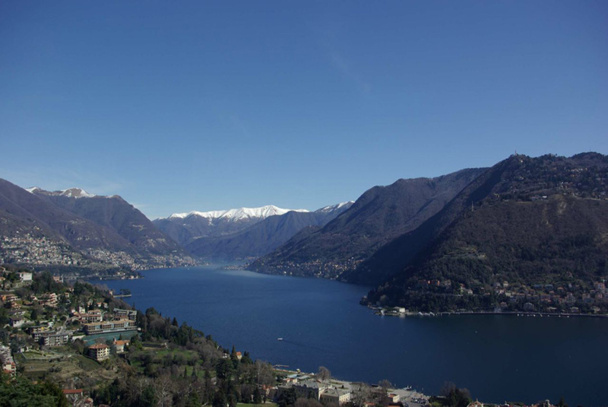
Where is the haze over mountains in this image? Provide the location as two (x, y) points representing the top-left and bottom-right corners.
(154, 203), (354, 261)
(0, 178), (354, 271)
(153, 205), (309, 247)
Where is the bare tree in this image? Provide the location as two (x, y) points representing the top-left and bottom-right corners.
(154, 374), (174, 407)
(379, 379), (392, 393)
(317, 366), (331, 382)
(351, 383), (372, 407)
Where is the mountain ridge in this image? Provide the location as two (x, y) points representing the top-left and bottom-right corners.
(0, 180), (195, 273)
(154, 202), (353, 250)
(185, 202), (354, 261)
(165, 204), (309, 222)
(248, 168), (487, 279)
(361, 152), (608, 313)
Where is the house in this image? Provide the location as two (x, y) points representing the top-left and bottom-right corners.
(386, 393), (400, 403)
(88, 343), (110, 361)
(292, 380), (327, 400)
(1, 360), (16, 377)
(30, 325), (51, 341)
(83, 319), (136, 335)
(9, 317), (25, 328)
(113, 339), (130, 354)
(114, 308), (137, 320)
(40, 331), (71, 347)
(1, 294), (17, 302)
(39, 293), (58, 307)
(0, 346), (16, 377)
(320, 388), (351, 405)
(18, 272), (33, 282)
(62, 389), (93, 407)
(78, 310), (103, 323)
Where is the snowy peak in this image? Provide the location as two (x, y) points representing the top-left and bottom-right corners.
(168, 205), (309, 222)
(60, 188), (97, 198)
(27, 187), (97, 199)
(315, 201), (355, 213)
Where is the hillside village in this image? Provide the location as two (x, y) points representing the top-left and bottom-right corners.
(0, 265), (572, 407)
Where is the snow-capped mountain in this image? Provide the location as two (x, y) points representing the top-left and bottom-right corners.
(185, 201), (354, 261)
(154, 202), (353, 253)
(27, 187), (97, 198)
(168, 205), (308, 222)
(315, 201), (355, 213)
(154, 205), (309, 247)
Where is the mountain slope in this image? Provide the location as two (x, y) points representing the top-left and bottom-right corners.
(249, 168), (486, 280)
(153, 205), (308, 247)
(31, 188), (184, 256)
(363, 153), (608, 313)
(0, 180), (194, 271)
(186, 202), (353, 260)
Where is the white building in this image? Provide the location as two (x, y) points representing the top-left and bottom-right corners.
(18, 272), (33, 282)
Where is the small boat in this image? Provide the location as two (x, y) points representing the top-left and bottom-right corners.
(277, 338), (283, 341)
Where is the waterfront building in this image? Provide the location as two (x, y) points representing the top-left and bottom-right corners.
(113, 308), (137, 320)
(83, 319), (136, 335)
(320, 388), (351, 405)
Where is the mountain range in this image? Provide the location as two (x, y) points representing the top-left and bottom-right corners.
(2, 152), (607, 314)
(0, 179), (353, 272)
(248, 168), (486, 282)
(248, 152), (608, 313)
(154, 203), (353, 261)
(153, 205), (308, 247)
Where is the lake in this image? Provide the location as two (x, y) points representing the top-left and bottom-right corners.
(102, 266), (608, 407)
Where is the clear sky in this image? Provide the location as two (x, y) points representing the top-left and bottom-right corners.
(1, 1), (607, 219)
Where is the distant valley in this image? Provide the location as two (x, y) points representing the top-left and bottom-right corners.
(153, 202), (353, 261)
(2, 152), (607, 315)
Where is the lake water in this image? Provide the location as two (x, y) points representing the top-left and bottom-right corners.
(103, 266), (608, 407)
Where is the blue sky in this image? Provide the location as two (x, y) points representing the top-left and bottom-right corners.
(1, 1), (607, 219)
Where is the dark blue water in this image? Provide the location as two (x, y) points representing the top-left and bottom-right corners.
(103, 266), (608, 407)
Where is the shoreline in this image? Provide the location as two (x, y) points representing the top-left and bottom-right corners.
(370, 306), (608, 319)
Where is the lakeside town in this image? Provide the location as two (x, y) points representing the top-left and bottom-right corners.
(365, 277), (608, 317)
(0, 265), (576, 407)
(0, 234), (194, 276)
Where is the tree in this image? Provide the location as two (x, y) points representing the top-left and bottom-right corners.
(317, 366), (331, 382)
(277, 388), (297, 407)
(440, 382), (471, 407)
(378, 379), (392, 392)
(216, 359), (233, 380)
(0, 372), (69, 407)
(213, 388), (227, 407)
(253, 387), (262, 404)
(255, 360), (275, 386)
